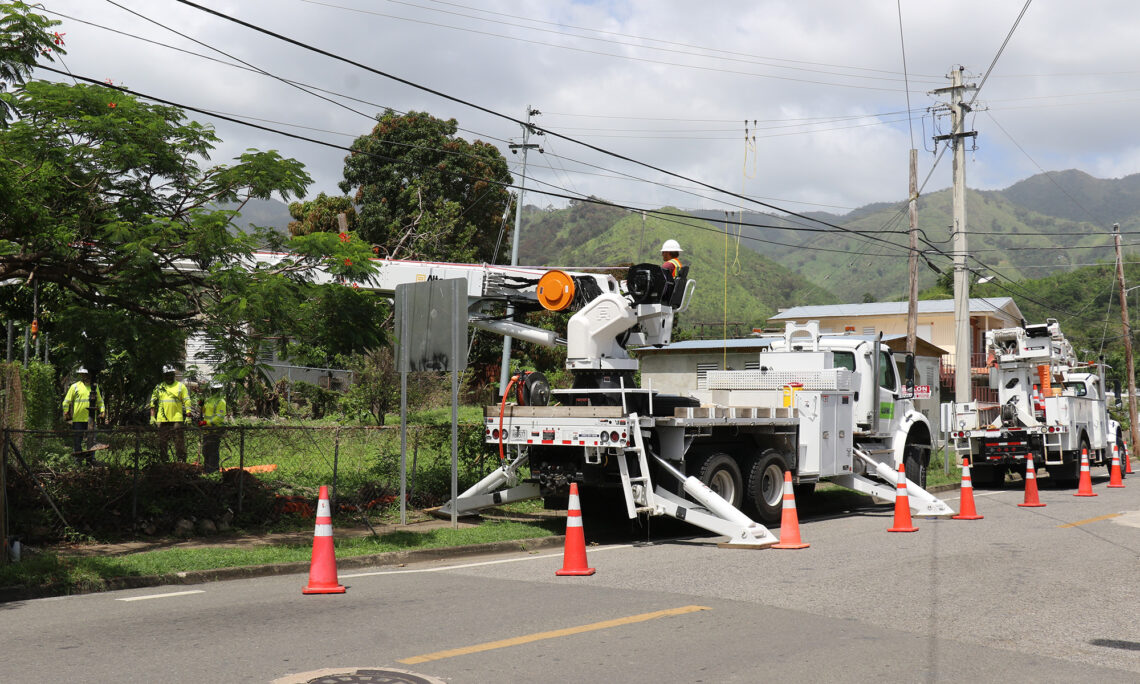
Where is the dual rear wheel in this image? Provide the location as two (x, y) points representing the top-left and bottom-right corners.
(691, 449), (792, 526)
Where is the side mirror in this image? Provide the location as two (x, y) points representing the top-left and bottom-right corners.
(1114, 379), (1122, 407)
(904, 354), (915, 395)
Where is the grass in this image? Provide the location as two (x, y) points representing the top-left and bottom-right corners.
(0, 519), (558, 597)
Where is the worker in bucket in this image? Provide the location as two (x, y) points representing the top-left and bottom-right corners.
(150, 365), (191, 462)
(62, 367), (105, 455)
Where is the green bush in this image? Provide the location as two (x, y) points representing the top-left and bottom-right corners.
(21, 361), (57, 430)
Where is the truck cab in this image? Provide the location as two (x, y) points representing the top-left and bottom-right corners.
(768, 322), (931, 486)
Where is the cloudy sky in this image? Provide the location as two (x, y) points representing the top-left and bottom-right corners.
(28, 0), (1140, 220)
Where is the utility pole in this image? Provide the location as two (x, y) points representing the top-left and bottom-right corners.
(932, 66), (977, 403)
(906, 148), (919, 356)
(1113, 222), (1139, 453)
(498, 106), (541, 398)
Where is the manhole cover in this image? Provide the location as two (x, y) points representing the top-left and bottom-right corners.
(272, 667), (445, 684)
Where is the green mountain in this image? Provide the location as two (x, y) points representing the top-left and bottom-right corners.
(518, 200), (839, 334)
(687, 169), (1140, 302)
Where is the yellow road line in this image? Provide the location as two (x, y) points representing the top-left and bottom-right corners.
(398, 605), (710, 665)
(1058, 512), (1123, 528)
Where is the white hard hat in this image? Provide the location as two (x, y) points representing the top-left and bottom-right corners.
(661, 239), (682, 253)
(162, 365), (176, 374)
(210, 382), (223, 389)
(76, 367), (89, 374)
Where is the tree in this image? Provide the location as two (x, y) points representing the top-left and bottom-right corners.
(287, 192), (356, 236)
(340, 110), (514, 263)
(0, 1), (61, 126)
(0, 73), (377, 418)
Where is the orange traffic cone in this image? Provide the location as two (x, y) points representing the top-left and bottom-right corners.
(953, 458), (984, 520)
(1018, 454), (1046, 507)
(302, 485), (346, 594)
(1125, 442), (1133, 475)
(772, 471), (810, 549)
(1108, 444), (1125, 488)
(887, 463), (918, 533)
(555, 483), (596, 576)
(1074, 449), (1097, 497)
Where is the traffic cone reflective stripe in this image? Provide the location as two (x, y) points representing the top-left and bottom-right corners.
(888, 463), (918, 532)
(302, 485), (346, 594)
(953, 458), (984, 520)
(772, 471), (809, 549)
(1074, 449), (1097, 497)
(555, 483), (596, 576)
(1018, 454), (1046, 507)
(1107, 444), (1125, 488)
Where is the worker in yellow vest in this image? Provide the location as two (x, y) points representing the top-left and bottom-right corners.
(200, 381), (227, 470)
(150, 365), (191, 462)
(62, 367), (105, 454)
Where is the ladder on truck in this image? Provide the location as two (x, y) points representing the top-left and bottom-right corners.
(618, 414), (779, 548)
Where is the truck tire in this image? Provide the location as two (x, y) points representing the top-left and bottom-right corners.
(693, 452), (744, 510)
(746, 450), (786, 525)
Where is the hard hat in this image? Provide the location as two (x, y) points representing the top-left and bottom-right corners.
(162, 365), (176, 374)
(76, 367), (89, 374)
(210, 382), (223, 389)
(661, 239), (682, 253)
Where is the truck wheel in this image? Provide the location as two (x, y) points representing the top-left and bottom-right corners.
(746, 450), (786, 524)
(693, 452), (744, 510)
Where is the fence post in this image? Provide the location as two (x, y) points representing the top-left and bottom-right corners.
(132, 429), (140, 526)
(1, 429), (9, 566)
(331, 426), (340, 509)
(237, 426), (245, 514)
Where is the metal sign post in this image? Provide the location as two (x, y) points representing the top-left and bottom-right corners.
(395, 279), (468, 528)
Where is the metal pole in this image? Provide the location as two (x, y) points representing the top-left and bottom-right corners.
(132, 431), (140, 525)
(1, 430), (8, 566)
(400, 370), (407, 525)
(1114, 223), (1140, 453)
(498, 105), (541, 398)
(331, 426), (340, 509)
(451, 367), (458, 530)
(238, 426), (245, 513)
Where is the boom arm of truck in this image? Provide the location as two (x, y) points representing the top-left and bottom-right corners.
(250, 252), (692, 373)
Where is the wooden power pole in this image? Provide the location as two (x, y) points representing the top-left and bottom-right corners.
(933, 66), (977, 403)
(906, 148), (919, 355)
(1113, 222), (1139, 453)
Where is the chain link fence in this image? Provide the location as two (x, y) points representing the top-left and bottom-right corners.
(1, 423), (496, 545)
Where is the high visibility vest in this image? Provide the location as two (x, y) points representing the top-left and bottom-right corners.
(663, 257), (683, 278)
(62, 382), (104, 423)
(203, 396), (227, 426)
(152, 381), (191, 422)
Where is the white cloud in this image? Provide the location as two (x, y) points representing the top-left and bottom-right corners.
(30, 0), (1140, 221)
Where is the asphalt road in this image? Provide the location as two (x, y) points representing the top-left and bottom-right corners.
(1, 472), (1137, 683)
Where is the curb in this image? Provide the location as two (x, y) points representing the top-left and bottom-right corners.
(0, 535), (566, 603)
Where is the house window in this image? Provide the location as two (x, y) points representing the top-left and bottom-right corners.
(862, 326), (875, 336)
(744, 361), (760, 370)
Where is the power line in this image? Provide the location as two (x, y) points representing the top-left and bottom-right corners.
(171, 0), (922, 256)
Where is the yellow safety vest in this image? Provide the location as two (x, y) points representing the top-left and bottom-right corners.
(203, 395), (227, 426)
(664, 257), (683, 277)
(62, 382), (104, 423)
(151, 381), (190, 422)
